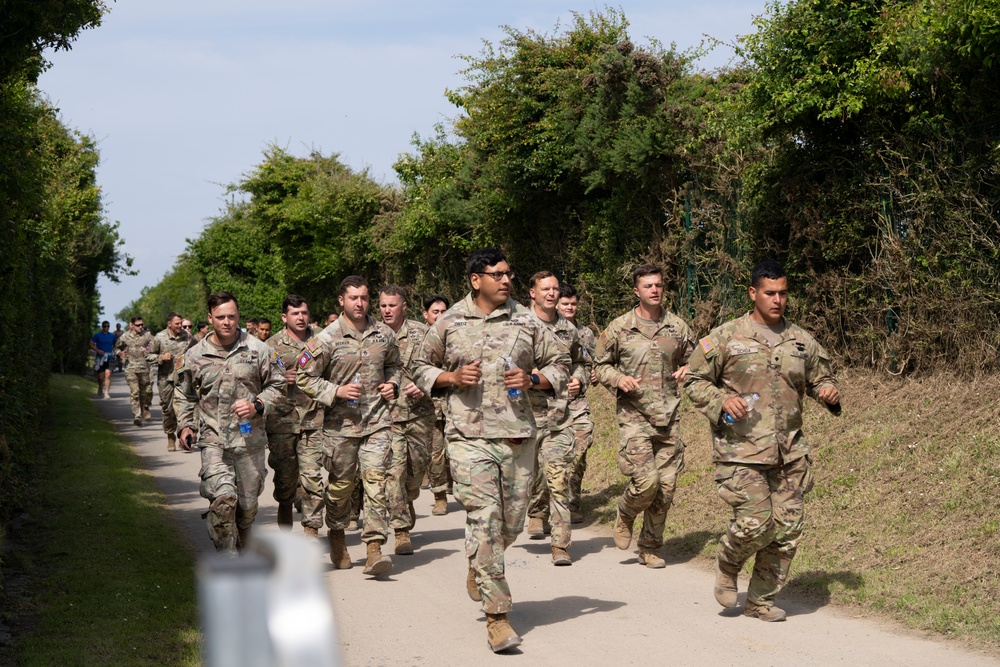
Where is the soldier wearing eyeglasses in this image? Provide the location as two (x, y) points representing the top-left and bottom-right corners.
(413, 248), (570, 653)
(116, 316), (155, 426)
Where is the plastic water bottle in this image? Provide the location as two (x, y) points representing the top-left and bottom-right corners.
(347, 371), (362, 408)
(504, 356), (523, 403)
(724, 393), (760, 425)
(238, 416), (252, 436)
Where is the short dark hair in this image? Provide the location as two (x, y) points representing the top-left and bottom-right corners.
(282, 294), (308, 312)
(247, 317), (259, 326)
(258, 318), (271, 326)
(559, 284), (578, 299)
(633, 263), (662, 286)
(207, 291), (239, 314)
(196, 321), (209, 331)
(339, 275), (368, 296)
(379, 285), (408, 302)
(129, 316), (142, 324)
(530, 270), (557, 288)
(466, 248), (507, 277)
(102, 320), (111, 327)
(166, 311), (182, 322)
(751, 260), (787, 288)
(423, 295), (449, 311)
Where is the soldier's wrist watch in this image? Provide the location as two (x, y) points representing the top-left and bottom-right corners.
(253, 399), (264, 415)
(529, 373), (540, 387)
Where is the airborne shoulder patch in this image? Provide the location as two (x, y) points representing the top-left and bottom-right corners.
(699, 337), (717, 357)
(298, 350), (312, 368)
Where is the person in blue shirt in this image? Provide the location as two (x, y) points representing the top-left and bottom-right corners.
(90, 321), (118, 398)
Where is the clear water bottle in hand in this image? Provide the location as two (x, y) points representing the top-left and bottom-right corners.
(238, 415), (252, 436)
(347, 371), (362, 408)
(724, 393), (760, 425)
(504, 356), (523, 403)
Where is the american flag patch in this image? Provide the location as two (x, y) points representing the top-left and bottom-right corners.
(305, 337), (318, 352)
(599, 331), (609, 347)
(700, 338), (715, 355)
(298, 351), (312, 367)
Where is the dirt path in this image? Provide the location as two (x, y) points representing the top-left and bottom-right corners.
(95, 372), (999, 666)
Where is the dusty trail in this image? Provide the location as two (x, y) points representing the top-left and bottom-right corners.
(95, 372), (998, 666)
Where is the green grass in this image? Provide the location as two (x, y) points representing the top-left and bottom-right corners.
(581, 371), (1000, 651)
(2, 374), (200, 666)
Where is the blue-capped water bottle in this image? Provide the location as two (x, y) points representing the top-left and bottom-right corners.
(347, 371), (362, 408)
(723, 392), (760, 425)
(503, 356), (523, 403)
(238, 415), (252, 436)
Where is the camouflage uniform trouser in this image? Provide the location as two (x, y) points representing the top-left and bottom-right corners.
(567, 411), (594, 514)
(125, 369), (153, 419)
(199, 443), (267, 555)
(387, 415), (433, 531)
(428, 417), (451, 494)
(157, 377), (177, 434)
(322, 428), (392, 544)
(526, 428), (574, 549)
(617, 421), (685, 550)
(267, 430), (325, 529)
(715, 456), (813, 606)
(450, 434), (536, 615)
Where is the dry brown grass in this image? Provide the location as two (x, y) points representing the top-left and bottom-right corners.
(580, 370), (1000, 649)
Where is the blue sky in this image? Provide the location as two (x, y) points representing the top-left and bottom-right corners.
(38, 1), (768, 322)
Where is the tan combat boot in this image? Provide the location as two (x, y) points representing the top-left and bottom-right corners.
(237, 526), (252, 552)
(570, 510), (584, 524)
(486, 613), (522, 653)
(714, 555), (740, 608)
(432, 491), (448, 516)
(304, 525), (319, 539)
(613, 509), (635, 550)
(467, 565), (481, 601)
(363, 541), (392, 577)
(394, 530), (413, 555)
(551, 546), (572, 566)
(277, 502), (293, 530)
(527, 517), (545, 539)
(167, 433), (177, 452)
(328, 529), (352, 569)
(142, 407), (151, 420)
(744, 601), (787, 622)
(637, 548), (666, 569)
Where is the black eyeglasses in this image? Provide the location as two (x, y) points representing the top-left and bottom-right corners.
(181, 325), (192, 329)
(476, 271), (515, 281)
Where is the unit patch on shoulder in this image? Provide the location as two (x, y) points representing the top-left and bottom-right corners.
(305, 337), (319, 352)
(599, 331), (609, 348)
(175, 355), (185, 372)
(272, 350), (285, 370)
(699, 337), (716, 357)
(298, 351), (312, 368)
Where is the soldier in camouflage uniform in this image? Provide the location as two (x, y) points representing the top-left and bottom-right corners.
(174, 292), (285, 556)
(523, 272), (590, 566)
(413, 249), (570, 653)
(422, 295), (452, 515)
(379, 286), (435, 556)
(148, 311), (194, 451)
(594, 264), (696, 568)
(266, 295), (325, 537)
(684, 261), (842, 622)
(296, 276), (402, 577)
(555, 283), (596, 523)
(116, 316), (155, 427)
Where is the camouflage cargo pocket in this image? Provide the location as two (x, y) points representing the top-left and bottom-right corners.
(714, 464), (747, 507)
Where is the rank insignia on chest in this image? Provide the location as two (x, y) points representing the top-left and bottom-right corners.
(298, 351), (312, 368)
(305, 338), (318, 352)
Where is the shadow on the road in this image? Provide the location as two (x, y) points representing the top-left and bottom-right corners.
(516, 533), (611, 561)
(513, 595), (627, 636)
(382, 547), (460, 577)
(782, 569), (864, 616)
(663, 530), (718, 565)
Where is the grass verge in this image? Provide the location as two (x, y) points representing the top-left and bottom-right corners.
(0, 374), (200, 666)
(581, 370), (1000, 651)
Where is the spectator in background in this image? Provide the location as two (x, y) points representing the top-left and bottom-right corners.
(89, 321), (117, 398)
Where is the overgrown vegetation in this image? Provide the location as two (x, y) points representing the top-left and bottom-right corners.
(582, 374), (1000, 648)
(0, 375), (199, 666)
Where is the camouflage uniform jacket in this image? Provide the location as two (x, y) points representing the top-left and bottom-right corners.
(568, 323), (596, 420)
(147, 329), (194, 379)
(527, 310), (590, 431)
(295, 315), (402, 437)
(173, 332), (285, 448)
(412, 293), (571, 441)
(683, 313), (841, 466)
(390, 319), (435, 423)
(265, 326), (324, 434)
(116, 329), (155, 372)
(594, 307), (696, 434)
